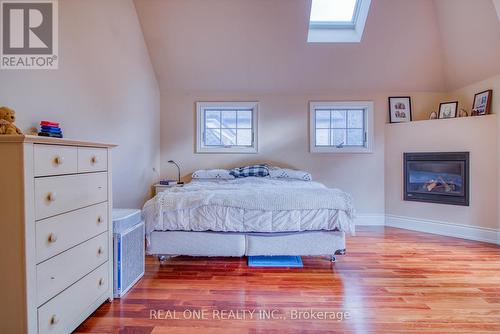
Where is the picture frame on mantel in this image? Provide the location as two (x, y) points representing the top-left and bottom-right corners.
(388, 96), (412, 123)
(438, 101), (458, 119)
(472, 89), (492, 116)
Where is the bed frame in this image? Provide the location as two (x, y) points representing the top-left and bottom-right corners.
(148, 230), (346, 262)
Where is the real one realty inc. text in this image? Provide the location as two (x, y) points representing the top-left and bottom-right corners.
(150, 309), (351, 321)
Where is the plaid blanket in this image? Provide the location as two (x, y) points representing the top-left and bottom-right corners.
(230, 164), (269, 178)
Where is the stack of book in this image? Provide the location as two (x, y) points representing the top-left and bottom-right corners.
(38, 121), (63, 138)
(159, 179), (178, 185)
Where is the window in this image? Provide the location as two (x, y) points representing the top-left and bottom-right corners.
(310, 101), (373, 153)
(196, 102), (258, 153)
(308, 0), (372, 43)
(310, 0), (359, 27)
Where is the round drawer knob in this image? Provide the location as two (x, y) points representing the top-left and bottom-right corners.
(97, 247), (103, 255)
(54, 156), (64, 165)
(97, 216), (103, 224)
(91, 156), (98, 164)
(49, 314), (58, 325)
(98, 278), (104, 286)
(48, 233), (57, 243)
(46, 192), (56, 202)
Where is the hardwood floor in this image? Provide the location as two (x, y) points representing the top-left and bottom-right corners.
(75, 227), (500, 333)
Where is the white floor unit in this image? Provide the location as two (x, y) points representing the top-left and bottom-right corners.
(112, 209), (145, 298)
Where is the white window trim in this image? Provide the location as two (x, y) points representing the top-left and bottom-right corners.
(307, 0), (372, 43)
(196, 101), (259, 154)
(309, 101), (374, 154)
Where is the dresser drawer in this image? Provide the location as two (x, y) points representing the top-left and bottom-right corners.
(36, 202), (108, 263)
(35, 172), (108, 220)
(78, 147), (107, 173)
(37, 232), (108, 306)
(34, 145), (78, 177)
(37, 262), (109, 334)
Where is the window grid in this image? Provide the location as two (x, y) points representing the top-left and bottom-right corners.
(203, 108), (253, 147)
(315, 108), (365, 147)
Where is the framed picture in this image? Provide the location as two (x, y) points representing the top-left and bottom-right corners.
(438, 101), (458, 119)
(388, 96), (412, 123)
(472, 89), (492, 116)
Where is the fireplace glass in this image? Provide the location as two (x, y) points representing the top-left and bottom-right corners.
(404, 152), (469, 206)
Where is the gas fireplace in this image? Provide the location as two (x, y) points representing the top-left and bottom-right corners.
(404, 152), (469, 206)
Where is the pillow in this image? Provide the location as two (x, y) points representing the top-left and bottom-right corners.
(192, 169), (235, 179)
(269, 168), (312, 181)
(229, 164), (269, 178)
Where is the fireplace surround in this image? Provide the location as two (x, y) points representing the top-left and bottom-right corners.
(404, 152), (469, 206)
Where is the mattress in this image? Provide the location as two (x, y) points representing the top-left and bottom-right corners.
(160, 206), (349, 233)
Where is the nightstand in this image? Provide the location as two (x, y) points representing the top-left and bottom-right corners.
(154, 183), (183, 195)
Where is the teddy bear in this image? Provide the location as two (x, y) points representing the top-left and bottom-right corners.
(0, 106), (23, 135)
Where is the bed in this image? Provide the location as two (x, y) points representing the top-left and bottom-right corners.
(142, 176), (355, 262)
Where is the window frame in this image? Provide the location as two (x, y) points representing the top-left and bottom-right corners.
(309, 101), (374, 154)
(307, 0), (372, 43)
(196, 101), (259, 154)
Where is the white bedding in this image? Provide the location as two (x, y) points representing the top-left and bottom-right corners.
(142, 177), (355, 241)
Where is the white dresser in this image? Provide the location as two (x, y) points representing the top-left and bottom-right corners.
(0, 135), (115, 334)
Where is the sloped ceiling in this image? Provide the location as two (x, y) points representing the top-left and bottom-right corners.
(134, 0), (500, 94)
(134, 0), (446, 94)
(434, 0), (500, 90)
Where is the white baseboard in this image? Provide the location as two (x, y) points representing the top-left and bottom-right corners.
(385, 214), (500, 245)
(355, 214), (385, 226)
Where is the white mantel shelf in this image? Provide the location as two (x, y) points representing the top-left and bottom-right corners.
(386, 114), (496, 126)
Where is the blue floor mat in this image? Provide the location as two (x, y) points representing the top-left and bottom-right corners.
(248, 256), (303, 267)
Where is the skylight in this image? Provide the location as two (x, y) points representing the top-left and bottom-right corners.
(308, 0), (371, 43)
(309, 0), (358, 24)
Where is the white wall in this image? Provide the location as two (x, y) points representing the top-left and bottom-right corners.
(385, 115), (498, 230)
(161, 92), (387, 214)
(445, 75), (500, 233)
(434, 0), (500, 90)
(0, 0), (160, 208)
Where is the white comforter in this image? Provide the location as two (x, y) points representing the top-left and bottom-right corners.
(142, 178), (355, 240)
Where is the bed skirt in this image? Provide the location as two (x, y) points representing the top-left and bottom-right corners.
(147, 230), (345, 257)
